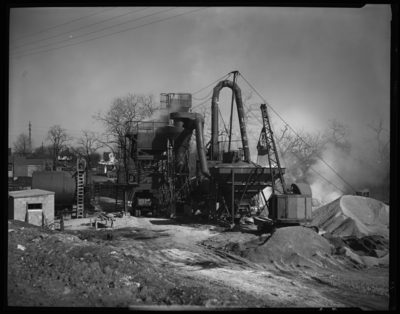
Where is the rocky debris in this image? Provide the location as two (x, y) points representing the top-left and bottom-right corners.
(311, 196), (389, 238)
(322, 233), (389, 268)
(341, 235), (389, 257)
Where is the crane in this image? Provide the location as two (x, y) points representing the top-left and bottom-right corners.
(256, 104), (315, 232)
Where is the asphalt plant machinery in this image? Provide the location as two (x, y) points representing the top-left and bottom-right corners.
(191, 73), (280, 227)
(123, 93), (205, 217)
(192, 72), (314, 229)
(121, 72), (313, 226)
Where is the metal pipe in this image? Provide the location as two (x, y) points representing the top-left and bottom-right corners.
(232, 169), (235, 224)
(170, 112), (212, 180)
(228, 71), (238, 151)
(193, 115), (212, 179)
(211, 79), (251, 162)
(211, 86), (219, 161)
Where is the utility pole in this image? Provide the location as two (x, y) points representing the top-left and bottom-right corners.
(29, 121), (31, 145)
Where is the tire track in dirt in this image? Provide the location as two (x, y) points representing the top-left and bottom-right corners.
(109, 228), (347, 309)
(63, 216), (388, 309)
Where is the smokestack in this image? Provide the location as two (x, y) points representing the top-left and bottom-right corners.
(29, 121), (31, 144)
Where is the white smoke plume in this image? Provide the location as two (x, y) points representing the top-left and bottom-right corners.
(307, 141), (388, 203)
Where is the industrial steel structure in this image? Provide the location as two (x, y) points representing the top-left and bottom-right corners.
(121, 71), (313, 229)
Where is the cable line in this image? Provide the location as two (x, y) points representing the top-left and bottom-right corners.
(218, 107), (229, 135)
(191, 97), (212, 111)
(11, 7), (177, 57)
(11, 7), (209, 59)
(11, 7), (150, 51)
(243, 103), (348, 194)
(191, 73), (231, 96)
(10, 7), (117, 43)
(239, 72), (356, 193)
(191, 89), (213, 100)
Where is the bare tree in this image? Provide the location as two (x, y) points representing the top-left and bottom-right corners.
(367, 119), (390, 163)
(93, 93), (159, 156)
(364, 119), (390, 201)
(32, 145), (47, 158)
(275, 126), (327, 183)
(46, 125), (73, 170)
(13, 133), (33, 156)
(70, 130), (104, 170)
(323, 119), (352, 154)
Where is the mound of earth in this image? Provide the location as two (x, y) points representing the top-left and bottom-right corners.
(7, 220), (263, 308)
(311, 196), (389, 238)
(225, 226), (339, 270)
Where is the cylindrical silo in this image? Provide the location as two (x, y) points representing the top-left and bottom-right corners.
(32, 171), (76, 206)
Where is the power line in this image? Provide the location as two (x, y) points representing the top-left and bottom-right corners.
(11, 7), (176, 56)
(10, 7), (117, 43)
(11, 7), (209, 59)
(239, 72), (356, 193)
(11, 7), (150, 51)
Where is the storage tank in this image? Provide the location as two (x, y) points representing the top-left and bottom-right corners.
(32, 171), (77, 206)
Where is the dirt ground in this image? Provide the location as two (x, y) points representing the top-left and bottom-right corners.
(7, 197), (390, 310)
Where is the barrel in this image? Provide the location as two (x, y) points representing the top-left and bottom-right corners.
(32, 171), (76, 205)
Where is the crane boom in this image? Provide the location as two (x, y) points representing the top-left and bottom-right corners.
(257, 103), (287, 194)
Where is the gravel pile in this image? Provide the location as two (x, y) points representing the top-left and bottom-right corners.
(311, 196), (389, 238)
(229, 226), (338, 270)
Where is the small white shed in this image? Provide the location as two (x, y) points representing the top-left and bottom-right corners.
(8, 189), (55, 228)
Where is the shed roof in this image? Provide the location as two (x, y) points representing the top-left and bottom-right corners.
(8, 189), (55, 199)
(14, 157), (51, 166)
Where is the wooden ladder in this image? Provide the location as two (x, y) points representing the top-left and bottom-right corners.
(76, 160), (85, 218)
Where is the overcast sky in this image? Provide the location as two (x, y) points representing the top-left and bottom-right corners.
(8, 5), (392, 156)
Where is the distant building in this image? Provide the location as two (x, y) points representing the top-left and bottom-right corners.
(103, 152), (119, 161)
(8, 156), (13, 180)
(99, 152), (118, 174)
(13, 156), (53, 177)
(57, 155), (73, 161)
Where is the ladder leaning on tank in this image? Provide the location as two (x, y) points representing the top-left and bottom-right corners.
(72, 157), (86, 219)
